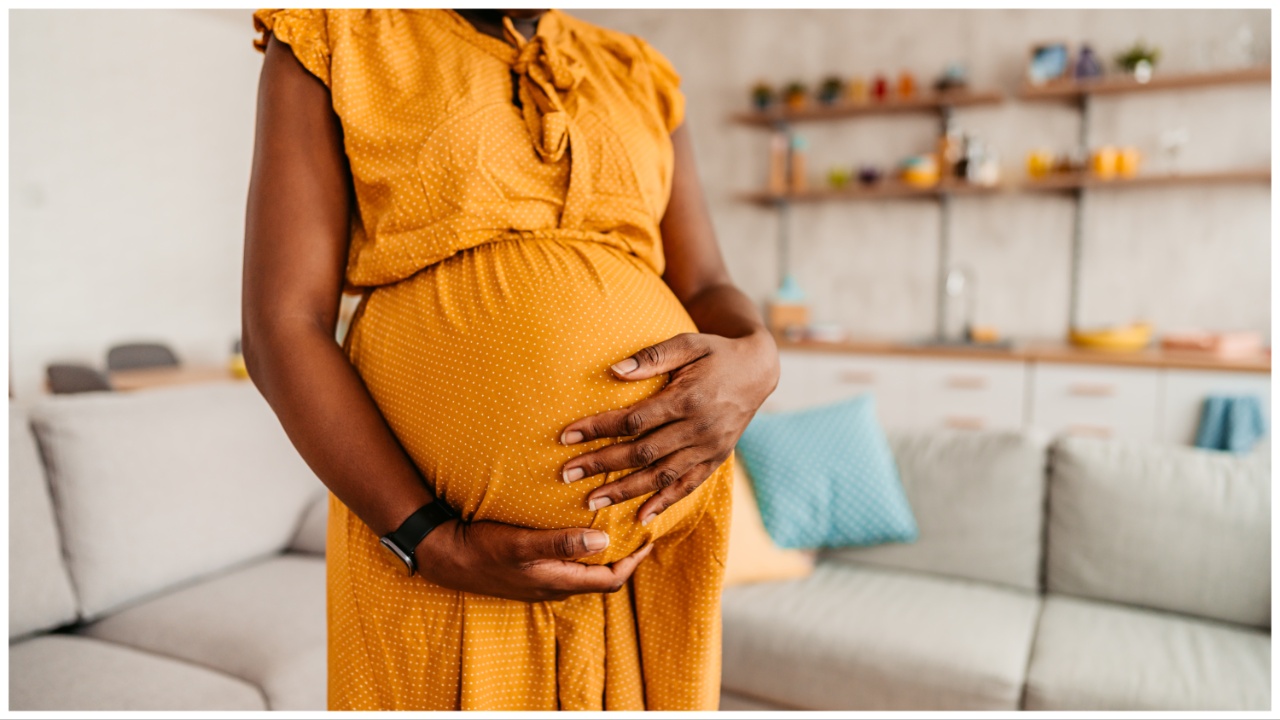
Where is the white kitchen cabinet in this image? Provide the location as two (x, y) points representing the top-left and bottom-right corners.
(1160, 369), (1271, 446)
(912, 358), (1027, 432)
(767, 351), (915, 428)
(1029, 363), (1162, 442)
(771, 348), (1270, 448)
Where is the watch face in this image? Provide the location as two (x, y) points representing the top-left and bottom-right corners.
(380, 536), (414, 573)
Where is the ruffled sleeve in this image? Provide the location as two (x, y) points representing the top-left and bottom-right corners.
(632, 36), (686, 134)
(252, 9), (332, 88)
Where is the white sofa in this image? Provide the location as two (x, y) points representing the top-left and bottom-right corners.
(720, 432), (1271, 711)
(9, 383), (1271, 711)
(10, 383), (330, 710)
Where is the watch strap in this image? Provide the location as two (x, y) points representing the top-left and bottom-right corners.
(382, 499), (457, 574)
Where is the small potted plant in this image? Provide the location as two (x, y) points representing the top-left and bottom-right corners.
(817, 76), (845, 105)
(1115, 41), (1160, 83)
(783, 81), (808, 110)
(750, 81), (775, 111)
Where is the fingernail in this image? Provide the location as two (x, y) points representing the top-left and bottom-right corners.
(639, 543), (655, 558)
(641, 513), (656, 526)
(562, 466), (585, 483)
(612, 357), (639, 375)
(588, 496), (612, 511)
(561, 430), (584, 445)
(583, 530), (609, 552)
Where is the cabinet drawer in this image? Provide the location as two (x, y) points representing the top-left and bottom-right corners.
(913, 359), (1027, 432)
(1161, 369), (1270, 446)
(766, 350), (915, 428)
(1030, 364), (1160, 442)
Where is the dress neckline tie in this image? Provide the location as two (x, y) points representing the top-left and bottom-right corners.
(501, 14), (583, 164)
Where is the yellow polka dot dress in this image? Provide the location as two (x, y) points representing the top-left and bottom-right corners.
(252, 9), (733, 711)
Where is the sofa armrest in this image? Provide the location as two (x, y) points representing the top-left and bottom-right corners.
(288, 491), (328, 556)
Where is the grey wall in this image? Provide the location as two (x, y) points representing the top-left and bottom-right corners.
(576, 9), (1271, 341)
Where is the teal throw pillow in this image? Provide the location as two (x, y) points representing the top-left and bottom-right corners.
(735, 394), (918, 549)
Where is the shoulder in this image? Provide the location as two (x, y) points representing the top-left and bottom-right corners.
(555, 12), (685, 132)
(555, 11), (675, 74)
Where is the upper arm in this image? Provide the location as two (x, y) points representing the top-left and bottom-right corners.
(659, 124), (732, 304)
(243, 33), (352, 339)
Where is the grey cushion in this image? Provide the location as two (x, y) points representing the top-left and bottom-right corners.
(80, 555), (326, 710)
(721, 562), (1041, 710)
(30, 382), (321, 618)
(1025, 595), (1270, 710)
(289, 491), (328, 556)
(1047, 437), (1270, 628)
(8, 403), (79, 639)
(825, 431), (1047, 591)
(10, 634), (266, 711)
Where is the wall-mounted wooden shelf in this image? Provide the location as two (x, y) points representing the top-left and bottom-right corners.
(1019, 66), (1270, 102)
(739, 169), (1270, 206)
(730, 89), (1003, 127)
(1019, 168), (1271, 192)
(739, 180), (1001, 206)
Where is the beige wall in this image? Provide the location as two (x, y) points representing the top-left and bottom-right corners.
(578, 9), (1271, 340)
(8, 10), (1270, 398)
(10, 10), (257, 399)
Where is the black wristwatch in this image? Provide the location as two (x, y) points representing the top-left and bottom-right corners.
(380, 498), (458, 575)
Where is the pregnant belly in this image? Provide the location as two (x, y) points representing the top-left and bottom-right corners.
(345, 237), (719, 565)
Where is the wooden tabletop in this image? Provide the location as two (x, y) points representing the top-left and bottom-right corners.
(109, 366), (244, 392)
(776, 336), (1271, 373)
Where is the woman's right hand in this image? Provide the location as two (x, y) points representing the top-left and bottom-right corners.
(415, 520), (653, 602)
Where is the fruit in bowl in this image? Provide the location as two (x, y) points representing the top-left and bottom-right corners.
(1068, 322), (1153, 352)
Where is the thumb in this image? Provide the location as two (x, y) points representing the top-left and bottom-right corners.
(532, 527), (611, 560)
(611, 333), (708, 381)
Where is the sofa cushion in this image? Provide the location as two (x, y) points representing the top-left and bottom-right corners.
(736, 394), (917, 548)
(30, 382), (321, 619)
(724, 455), (816, 586)
(80, 555), (325, 710)
(8, 404), (79, 639)
(720, 689), (791, 710)
(10, 634), (266, 711)
(1047, 437), (1270, 628)
(825, 431), (1047, 591)
(1025, 595), (1270, 710)
(721, 562), (1041, 710)
(289, 490), (329, 556)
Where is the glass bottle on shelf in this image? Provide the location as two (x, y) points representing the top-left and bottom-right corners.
(788, 134), (809, 193)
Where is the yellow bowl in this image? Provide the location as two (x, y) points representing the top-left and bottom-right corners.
(1069, 323), (1153, 352)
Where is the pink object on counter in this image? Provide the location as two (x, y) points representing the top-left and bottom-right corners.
(1161, 330), (1263, 358)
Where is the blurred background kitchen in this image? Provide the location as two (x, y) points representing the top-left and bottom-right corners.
(7, 8), (1273, 713)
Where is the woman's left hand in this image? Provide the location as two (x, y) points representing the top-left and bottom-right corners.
(559, 329), (779, 525)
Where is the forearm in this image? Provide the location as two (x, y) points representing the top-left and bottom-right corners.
(683, 282), (771, 342)
(243, 318), (434, 536)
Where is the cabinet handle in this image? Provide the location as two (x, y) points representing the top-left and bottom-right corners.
(946, 375), (988, 390)
(1067, 424), (1112, 438)
(944, 416), (986, 430)
(839, 370), (876, 384)
(1068, 383), (1116, 397)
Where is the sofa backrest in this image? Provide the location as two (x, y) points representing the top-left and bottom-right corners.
(9, 403), (79, 639)
(824, 430), (1048, 592)
(29, 382), (322, 620)
(1047, 437), (1270, 629)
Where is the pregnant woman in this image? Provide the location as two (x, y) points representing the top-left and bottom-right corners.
(243, 8), (778, 711)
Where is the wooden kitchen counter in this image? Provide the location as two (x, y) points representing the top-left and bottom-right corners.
(776, 336), (1271, 374)
(109, 366), (245, 392)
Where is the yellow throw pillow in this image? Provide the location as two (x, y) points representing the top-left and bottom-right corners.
(723, 455), (817, 586)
